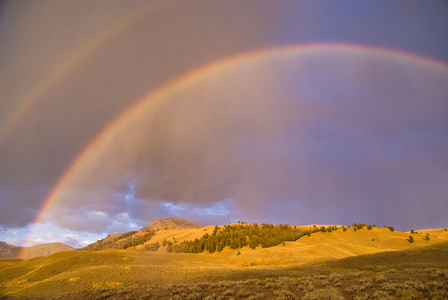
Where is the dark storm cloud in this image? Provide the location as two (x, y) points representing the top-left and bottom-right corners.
(276, 1), (448, 61)
(47, 52), (448, 232)
(0, 187), (43, 227)
(0, 0), (447, 241)
(0, 0), (290, 229)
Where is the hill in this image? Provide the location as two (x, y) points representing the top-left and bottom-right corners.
(143, 217), (202, 231)
(82, 217), (202, 251)
(0, 241), (74, 259)
(0, 225), (447, 299)
(136, 224), (448, 265)
(21, 242), (75, 259)
(0, 241), (23, 259)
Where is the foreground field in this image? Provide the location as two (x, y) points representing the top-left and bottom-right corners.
(1, 227), (447, 299)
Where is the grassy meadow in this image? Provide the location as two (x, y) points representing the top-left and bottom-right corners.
(1, 225), (447, 299)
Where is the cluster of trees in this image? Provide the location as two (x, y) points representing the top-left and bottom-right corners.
(313, 225), (340, 233)
(408, 233), (431, 243)
(82, 230), (155, 251)
(144, 241), (161, 251)
(82, 232), (136, 251)
(349, 223), (376, 231)
(345, 223), (395, 232)
(119, 231), (155, 249)
(163, 223), (320, 254)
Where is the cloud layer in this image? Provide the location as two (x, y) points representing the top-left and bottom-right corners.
(47, 51), (448, 231)
(1, 1), (448, 245)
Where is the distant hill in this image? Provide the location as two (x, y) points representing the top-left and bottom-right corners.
(143, 217), (202, 231)
(0, 241), (23, 259)
(21, 242), (75, 259)
(0, 241), (74, 259)
(82, 218), (202, 251)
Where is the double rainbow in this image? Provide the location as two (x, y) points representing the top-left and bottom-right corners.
(18, 43), (448, 258)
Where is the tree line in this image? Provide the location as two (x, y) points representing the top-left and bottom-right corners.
(82, 230), (155, 251)
(144, 222), (402, 253)
(155, 223), (321, 254)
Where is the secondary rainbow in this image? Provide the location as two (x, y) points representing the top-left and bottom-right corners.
(19, 43), (448, 258)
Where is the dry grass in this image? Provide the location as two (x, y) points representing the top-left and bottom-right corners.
(1, 268), (446, 299)
(0, 226), (447, 299)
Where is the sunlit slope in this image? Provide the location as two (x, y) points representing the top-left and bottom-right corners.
(136, 226), (448, 266)
(220, 227), (448, 266)
(0, 241), (74, 259)
(1, 226), (447, 298)
(136, 224), (321, 251)
(143, 217), (202, 231)
(82, 217), (203, 251)
(22, 242), (75, 259)
(1, 240), (447, 299)
(136, 225), (216, 251)
(0, 249), (254, 297)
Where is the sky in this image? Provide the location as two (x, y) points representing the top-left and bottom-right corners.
(1, 1), (448, 249)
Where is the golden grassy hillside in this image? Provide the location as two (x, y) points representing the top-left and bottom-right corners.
(21, 242), (75, 259)
(0, 225), (447, 298)
(139, 225), (448, 265)
(143, 217), (202, 231)
(82, 217), (203, 251)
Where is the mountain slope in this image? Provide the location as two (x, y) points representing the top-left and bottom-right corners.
(1, 231), (447, 299)
(21, 242), (75, 259)
(0, 241), (74, 259)
(143, 217), (202, 231)
(82, 218), (202, 251)
(0, 241), (23, 259)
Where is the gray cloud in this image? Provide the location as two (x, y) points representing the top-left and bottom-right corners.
(48, 52), (448, 231)
(0, 1), (448, 242)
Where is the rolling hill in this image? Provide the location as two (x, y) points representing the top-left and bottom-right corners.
(1, 221), (447, 299)
(0, 241), (74, 259)
(143, 217), (202, 231)
(82, 217), (203, 251)
(0, 241), (22, 259)
(21, 242), (74, 259)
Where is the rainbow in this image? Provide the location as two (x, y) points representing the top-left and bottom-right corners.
(0, 0), (171, 149)
(19, 43), (448, 258)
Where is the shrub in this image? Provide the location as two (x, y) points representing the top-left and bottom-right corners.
(373, 274), (388, 284)
(274, 289), (296, 300)
(189, 286), (202, 293)
(329, 273), (343, 283)
(372, 290), (393, 299)
(303, 287), (344, 300)
(236, 289), (251, 297)
(144, 242), (161, 251)
(266, 282), (278, 289)
(407, 236), (414, 243)
(187, 293), (202, 300)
